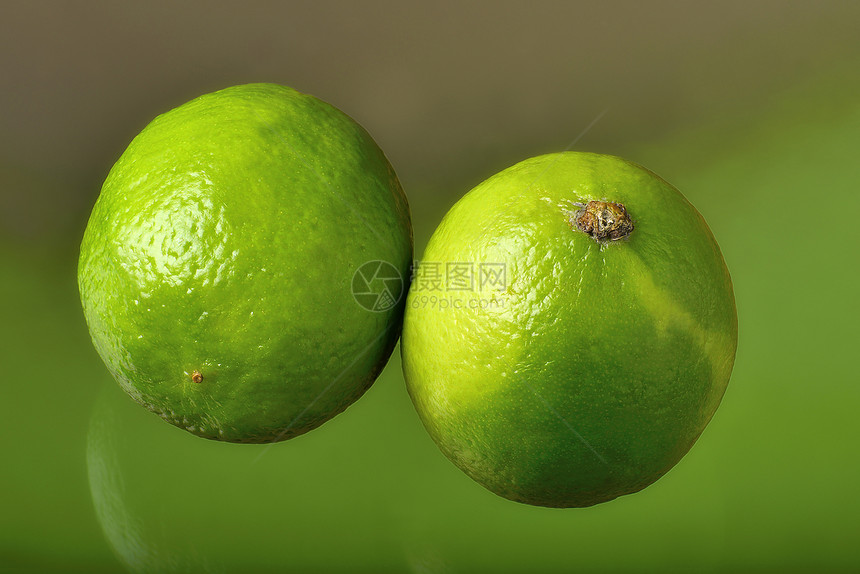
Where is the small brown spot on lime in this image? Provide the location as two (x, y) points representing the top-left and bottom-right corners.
(191, 370), (203, 383)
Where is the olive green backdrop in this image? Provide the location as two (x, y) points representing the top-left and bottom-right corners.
(1, 2), (858, 572)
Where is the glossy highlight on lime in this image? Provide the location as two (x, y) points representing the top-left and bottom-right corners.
(78, 83), (412, 443)
(401, 152), (737, 508)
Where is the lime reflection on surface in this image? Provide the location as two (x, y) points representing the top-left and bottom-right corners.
(87, 385), (217, 574)
(85, 380), (405, 573)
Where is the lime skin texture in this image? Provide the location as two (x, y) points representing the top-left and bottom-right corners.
(78, 83), (412, 443)
(401, 152), (737, 508)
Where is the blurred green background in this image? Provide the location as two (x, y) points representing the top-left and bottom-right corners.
(2, 2), (859, 572)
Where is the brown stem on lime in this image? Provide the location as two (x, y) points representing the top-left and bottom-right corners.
(191, 370), (203, 383)
(572, 200), (634, 242)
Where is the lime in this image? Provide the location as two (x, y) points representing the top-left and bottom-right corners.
(401, 152), (737, 508)
(79, 83), (412, 443)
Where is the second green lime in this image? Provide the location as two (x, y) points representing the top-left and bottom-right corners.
(78, 83), (412, 443)
(402, 152), (737, 507)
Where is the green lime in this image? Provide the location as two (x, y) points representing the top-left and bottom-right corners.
(79, 83), (412, 443)
(401, 152), (737, 507)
